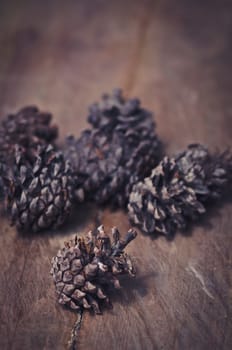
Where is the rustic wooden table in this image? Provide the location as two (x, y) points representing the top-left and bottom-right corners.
(0, 0), (231, 349)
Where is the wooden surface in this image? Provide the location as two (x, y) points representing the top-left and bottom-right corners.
(0, 0), (232, 349)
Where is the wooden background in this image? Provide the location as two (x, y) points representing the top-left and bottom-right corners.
(0, 0), (231, 349)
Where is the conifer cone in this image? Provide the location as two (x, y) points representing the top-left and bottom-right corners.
(50, 225), (137, 314)
(128, 144), (232, 236)
(64, 89), (161, 207)
(5, 144), (74, 232)
(0, 106), (58, 164)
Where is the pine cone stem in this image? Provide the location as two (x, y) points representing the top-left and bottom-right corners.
(68, 309), (83, 350)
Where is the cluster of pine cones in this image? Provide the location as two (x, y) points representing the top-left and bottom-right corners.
(0, 89), (162, 232)
(0, 89), (231, 314)
(0, 89), (231, 236)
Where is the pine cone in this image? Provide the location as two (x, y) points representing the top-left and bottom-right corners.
(5, 144), (74, 232)
(128, 144), (232, 236)
(0, 106), (58, 163)
(50, 225), (137, 314)
(64, 89), (161, 207)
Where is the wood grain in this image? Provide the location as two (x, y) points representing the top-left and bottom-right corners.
(0, 0), (232, 349)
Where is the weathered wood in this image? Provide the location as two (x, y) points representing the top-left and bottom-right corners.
(0, 0), (231, 349)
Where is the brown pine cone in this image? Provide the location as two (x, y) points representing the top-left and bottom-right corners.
(64, 89), (161, 207)
(5, 144), (74, 232)
(0, 106), (58, 164)
(50, 225), (137, 314)
(128, 144), (232, 237)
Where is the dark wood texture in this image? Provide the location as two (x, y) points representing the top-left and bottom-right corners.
(0, 1), (232, 349)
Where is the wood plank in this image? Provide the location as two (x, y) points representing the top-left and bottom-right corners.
(0, 0), (231, 349)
